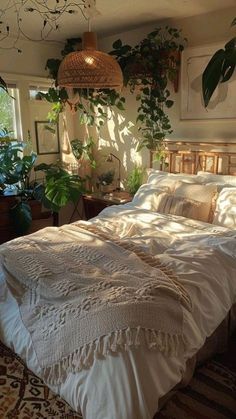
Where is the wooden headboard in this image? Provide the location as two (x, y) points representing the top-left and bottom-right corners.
(150, 141), (236, 175)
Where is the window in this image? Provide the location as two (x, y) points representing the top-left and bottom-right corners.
(0, 85), (21, 140)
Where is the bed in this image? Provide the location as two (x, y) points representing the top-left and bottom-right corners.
(1, 166), (236, 419)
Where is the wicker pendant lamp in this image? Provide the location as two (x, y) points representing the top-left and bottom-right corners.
(58, 31), (123, 89)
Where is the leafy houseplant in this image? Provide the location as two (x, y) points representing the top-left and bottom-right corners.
(0, 142), (87, 235)
(39, 38), (125, 127)
(202, 18), (236, 107)
(110, 26), (186, 152)
(97, 170), (115, 187)
(34, 163), (86, 214)
(71, 137), (96, 168)
(0, 142), (37, 234)
(126, 165), (145, 195)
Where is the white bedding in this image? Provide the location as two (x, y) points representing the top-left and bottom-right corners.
(1, 203), (236, 419)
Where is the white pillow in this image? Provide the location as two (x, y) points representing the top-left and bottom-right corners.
(197, 171), (236, 186)
(132, 183), (169, 210)
(155, 192), (212, 223)
(147, 171), (203, 186)
(213, 187), (236, 228)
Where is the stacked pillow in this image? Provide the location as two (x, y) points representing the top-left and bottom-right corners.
(133, 170), (209, 214)
(132, 169), (236, 228)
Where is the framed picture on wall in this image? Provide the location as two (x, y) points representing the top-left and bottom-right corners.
(35, 121), (60, 155)
(181, 44), (236, 119)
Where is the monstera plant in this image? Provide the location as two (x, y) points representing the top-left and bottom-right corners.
(0, 142), (37, 234)
(202, 18), (236, 107)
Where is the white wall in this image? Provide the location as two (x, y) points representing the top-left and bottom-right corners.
(0, 37), (62, 77)
(89, 6), (236, 181)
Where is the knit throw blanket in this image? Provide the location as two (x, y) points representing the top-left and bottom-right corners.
(1, 222), (192, 385)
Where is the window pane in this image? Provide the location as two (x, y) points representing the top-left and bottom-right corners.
(0, 88), (17, 138)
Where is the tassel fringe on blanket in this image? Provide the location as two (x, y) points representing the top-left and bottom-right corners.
(43, 327), (185, 385)
(1, 222), (192, 385)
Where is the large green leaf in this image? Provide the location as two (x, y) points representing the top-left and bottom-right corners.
(10, 201), (32, 235)
(202, 49), (225, 107)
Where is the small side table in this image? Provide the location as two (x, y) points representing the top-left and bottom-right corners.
(83, 191), (132, 220)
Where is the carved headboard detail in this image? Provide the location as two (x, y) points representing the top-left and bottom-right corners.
(150, 141), (236, 175)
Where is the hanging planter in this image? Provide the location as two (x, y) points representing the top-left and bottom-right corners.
(110, 26), (186, 152)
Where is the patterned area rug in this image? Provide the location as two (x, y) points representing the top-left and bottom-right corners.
(0, 339), (236, 419)
(0, 341), (82, 419)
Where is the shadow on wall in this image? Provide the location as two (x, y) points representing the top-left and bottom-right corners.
(93, 89), (149, 187)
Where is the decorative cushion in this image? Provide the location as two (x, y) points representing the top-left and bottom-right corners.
(213, 187), (236, 228)
(132, 183), (169, 210)
(155, 192), (212, 222)
(174, 181), (217, 202)
(173, 181), (218, 222)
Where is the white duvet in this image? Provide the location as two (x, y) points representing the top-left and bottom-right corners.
(1, 203), (236, 419)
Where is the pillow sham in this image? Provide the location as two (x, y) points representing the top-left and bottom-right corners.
(132, 183), (169, 210)
(197, 171), (236, 186)
(173, 181), (218, 222)
(147, 171), (203, 186)
(174, 181), (217, 203)
(213, 187), (236, 228)
(155, 192), (211, 223)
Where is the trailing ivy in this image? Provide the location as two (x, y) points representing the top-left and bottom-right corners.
(40, 38), (125, 129)
(110, 26), (186, 152)
(42, 27), (186, 152)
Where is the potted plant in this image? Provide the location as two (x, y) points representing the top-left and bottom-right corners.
(96, 170), (115, 194)
(34, 162), (86, 225)
(126, 165), (145, 196)
(202, 18), (236, 107)
(0, 141), (38, 235)
(0, 142), (87, 236)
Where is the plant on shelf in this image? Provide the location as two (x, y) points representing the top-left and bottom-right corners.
(97, 170), (115, 187)
(202, 18), (236, 107)
(110, 26), (186, 152)
(0, 141), (37, 234)
(126, 165), (145, 195)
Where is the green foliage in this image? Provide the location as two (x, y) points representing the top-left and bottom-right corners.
(0, 142), (37, 189)
(202, 18), (236, 107)
(97, 170), (115, 186)
(110, 26), (186, 151)
(34, 163), (86, 213)
(0, 141), (37, 235)
(0, 90), (15, 134)
(42, 38), (126, 127)
(71, 137), (96, 168)
(0, 76), (14, 99)
(126, 165), (145, 195)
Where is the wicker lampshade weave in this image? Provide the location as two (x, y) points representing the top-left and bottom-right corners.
(58, 32), (123, 89)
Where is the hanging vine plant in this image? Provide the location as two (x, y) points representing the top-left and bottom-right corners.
(40, 38), (125, 129)
(110, 26), (186, 152)
(42, 26), (186, 153)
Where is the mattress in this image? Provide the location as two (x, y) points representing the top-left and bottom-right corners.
(1, 204), (236, 419)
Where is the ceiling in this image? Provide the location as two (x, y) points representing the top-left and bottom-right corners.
(1, 0), (236, 43)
